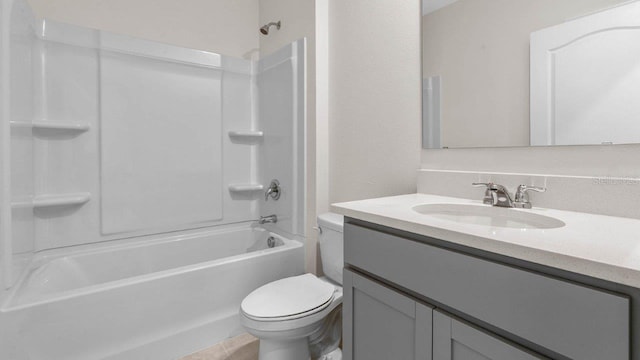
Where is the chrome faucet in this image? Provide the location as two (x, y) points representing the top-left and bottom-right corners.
(265, 179), (281, 201)
(473, 182), (514, 207)
(472, 183), (546, 208)
(258, 214), (278, 224)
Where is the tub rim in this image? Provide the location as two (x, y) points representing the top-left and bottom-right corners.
(2, 225), (303, 312)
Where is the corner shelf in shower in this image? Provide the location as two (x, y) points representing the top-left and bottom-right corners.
(10, 121), (91, 132)
(228, 130), (264, 144)
(228, 184), (264, 193)
(11, 192), (91, 209)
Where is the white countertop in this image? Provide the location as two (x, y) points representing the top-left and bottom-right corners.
(331, 193), (640, 288)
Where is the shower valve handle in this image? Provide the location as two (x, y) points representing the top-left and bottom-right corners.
(265, 179), (281, 201)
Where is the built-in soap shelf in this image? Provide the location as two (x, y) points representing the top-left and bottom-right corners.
(228, 184), (264, 193)
(10, 121), (91, 132)
(11, 192), (91, 209)
(228, 130), (264, 144)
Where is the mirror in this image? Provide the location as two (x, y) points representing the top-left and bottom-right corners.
(421, 0), (640, 149)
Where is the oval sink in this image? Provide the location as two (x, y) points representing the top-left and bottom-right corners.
(412, 203), (565, 230)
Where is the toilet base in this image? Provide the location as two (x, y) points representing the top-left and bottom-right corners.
(258, 338), (310, 360)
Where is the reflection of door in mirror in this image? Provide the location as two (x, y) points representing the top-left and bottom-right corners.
(531, 1), (640, 146)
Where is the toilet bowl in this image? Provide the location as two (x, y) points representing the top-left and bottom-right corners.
(240, 213), (344, 360)
(241, 274), (342, 360)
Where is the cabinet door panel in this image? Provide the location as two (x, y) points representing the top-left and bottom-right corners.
(434, 311), (545, 360)
(343, 269), (432, 360)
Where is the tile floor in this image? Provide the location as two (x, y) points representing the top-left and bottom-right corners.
(181, 333), (258, 360)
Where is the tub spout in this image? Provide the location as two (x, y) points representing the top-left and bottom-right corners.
(258, 215), (278, 224)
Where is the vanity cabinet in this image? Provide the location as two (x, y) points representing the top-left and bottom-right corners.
(343, 269), (433, 360)
(343, 220), (631, 360)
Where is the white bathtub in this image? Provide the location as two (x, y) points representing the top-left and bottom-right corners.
(0, 225), (304, 360)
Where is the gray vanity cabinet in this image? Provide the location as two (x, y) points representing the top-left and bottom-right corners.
(342, 271), (543, 360)
(433, 311), (544, 360)
(343, 220), (631, 360)
(343, 269), (433, 360)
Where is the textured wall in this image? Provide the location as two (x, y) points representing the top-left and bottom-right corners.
(328, 0), (422, 204)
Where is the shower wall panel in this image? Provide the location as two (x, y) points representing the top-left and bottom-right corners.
(258, 40), (305, 238)
(1, 0), (306, 289)
(9, 0), (34, 254)
(32, 39), (98, 251)
(30, 20), (257, 250)
(100, 53), (223, 235)
(4, 0), (36, 288)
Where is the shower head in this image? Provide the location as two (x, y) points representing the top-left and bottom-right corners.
(260, 21), (281, 35)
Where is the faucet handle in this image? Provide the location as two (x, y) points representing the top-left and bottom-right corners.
(472, 182), (495, 205)
(514, 185), (546, 208)
(516, 184), (546, 195)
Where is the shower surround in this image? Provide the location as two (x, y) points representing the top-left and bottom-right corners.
(0, 0), (307, 358)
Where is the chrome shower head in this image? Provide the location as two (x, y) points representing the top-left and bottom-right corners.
(260, 21), (281, 35)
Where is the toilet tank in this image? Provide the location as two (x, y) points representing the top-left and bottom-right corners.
(317, 212), (344, 285)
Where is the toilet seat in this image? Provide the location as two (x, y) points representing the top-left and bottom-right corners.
(241, 274), (336, 321)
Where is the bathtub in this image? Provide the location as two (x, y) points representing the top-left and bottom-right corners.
(0, 225), (304, 360)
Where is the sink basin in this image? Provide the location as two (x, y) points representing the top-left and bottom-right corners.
(412, 203), (565, 230)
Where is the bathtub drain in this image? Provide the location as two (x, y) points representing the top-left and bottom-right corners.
(267, 236), (277, 248)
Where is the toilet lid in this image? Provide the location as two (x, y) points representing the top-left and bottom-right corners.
(241, 274), (335, 319)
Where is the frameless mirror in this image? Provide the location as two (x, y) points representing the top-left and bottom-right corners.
(421, 0), (640, 149)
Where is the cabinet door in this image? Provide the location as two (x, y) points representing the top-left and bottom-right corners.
(343, 269), (433, 360)
(433, 311), (545, 360)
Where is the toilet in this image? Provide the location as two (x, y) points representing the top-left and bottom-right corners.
(240, 213), (344, 360)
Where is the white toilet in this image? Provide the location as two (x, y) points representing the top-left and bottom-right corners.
(240, 213), (344, 360)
